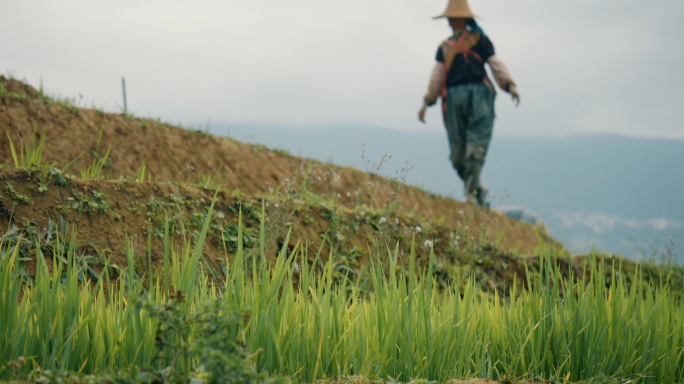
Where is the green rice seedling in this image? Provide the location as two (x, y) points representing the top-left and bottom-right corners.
(2, 199), (684, 383)
(5, 147), (65, 193)
(0, 209), (214, 379)
(226, 240), (684, 383)
(6, 131), (46, 170)
(0, 232), (153, 377)
(0, 236), (24, 372)
(134, 161), (147, 182)
(79, 127), (111, 180)
(79, 147), (111, 180)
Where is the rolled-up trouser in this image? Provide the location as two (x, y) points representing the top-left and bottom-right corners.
(443, 82), (495, 197)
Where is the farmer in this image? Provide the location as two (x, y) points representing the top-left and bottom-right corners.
(418, 0), (520, 206)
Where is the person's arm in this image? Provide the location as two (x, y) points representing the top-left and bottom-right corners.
(419, 62), (445, 123)
(424, 62), (444, 106)
(488, 55), (520, 106)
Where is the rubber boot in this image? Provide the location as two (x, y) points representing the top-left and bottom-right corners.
(464, 174), (479, 205)
(475, 186), (489, 207)
(464, 170), (489, 207)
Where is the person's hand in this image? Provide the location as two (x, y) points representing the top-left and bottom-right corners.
(509, 84), (520, 107)
(418, 103), (427, 123)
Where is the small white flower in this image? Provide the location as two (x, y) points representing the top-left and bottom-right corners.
(423, 239), (433, 248)
(415, 226), (422, 233)
(379, 217), (387, 224)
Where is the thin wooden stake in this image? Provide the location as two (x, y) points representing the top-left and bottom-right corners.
(121, 77), (128, 114)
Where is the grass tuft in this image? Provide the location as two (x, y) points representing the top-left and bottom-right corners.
(6, 131), (46, 170)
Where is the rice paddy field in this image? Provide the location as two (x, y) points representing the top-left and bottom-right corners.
(2, 207), (684, 383)
(2, 75), (684, 383)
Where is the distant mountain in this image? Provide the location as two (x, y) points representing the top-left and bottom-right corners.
(209, 122), (684, 263)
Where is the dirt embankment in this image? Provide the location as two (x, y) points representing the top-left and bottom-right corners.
(0, 75), (566, 290)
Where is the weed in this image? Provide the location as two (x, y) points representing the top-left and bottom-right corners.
(173, 163), (195, 184)
(251, 144), (269, 154)
(36, 181), (48, 194)
(217, 220), (258, 253)
(56, 101), (79, 115)
(50, 167), (68, 187)
(4, 182), (30, 204)
(0, 201), (11, 220)
(67, 191), (110, 218)
(50, 93), (83, 115)
(139, 294), (274, 383)
(0, 83), (26, 101)
(196, 171), (226, 190)
(27, 165), (65, 194)
(35, 79), (51, 106)
(273, 148), (291, 157)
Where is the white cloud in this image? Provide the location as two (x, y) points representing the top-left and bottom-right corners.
(557, 211), (683, 234)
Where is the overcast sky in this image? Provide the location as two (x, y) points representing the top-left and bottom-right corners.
(2, 0), (683, 138)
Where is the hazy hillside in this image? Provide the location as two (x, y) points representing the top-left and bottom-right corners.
(212, 122), (684, 262)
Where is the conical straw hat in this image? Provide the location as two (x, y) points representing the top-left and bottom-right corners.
(433, 0), (477, 19)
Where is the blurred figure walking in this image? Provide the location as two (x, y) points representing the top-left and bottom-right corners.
(419, 0), (519, 206)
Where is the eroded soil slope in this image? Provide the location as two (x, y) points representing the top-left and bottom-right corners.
(0, 75), (566, 291)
